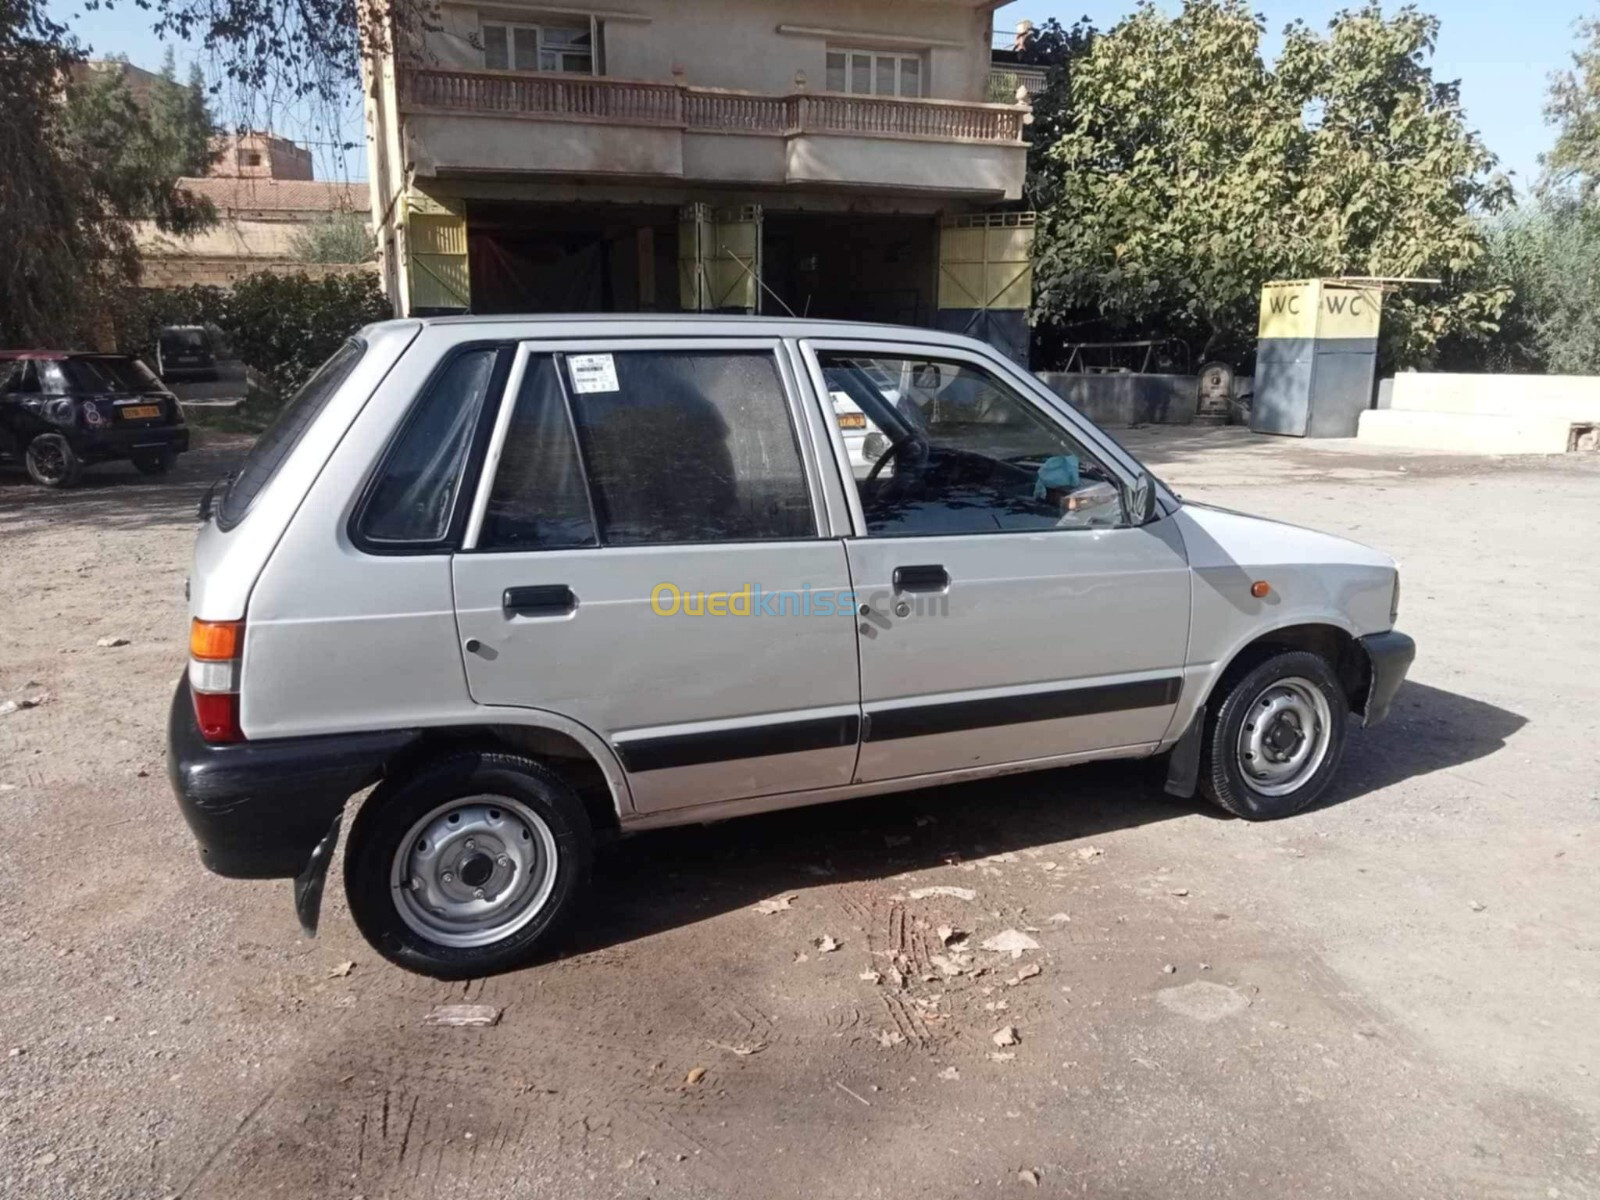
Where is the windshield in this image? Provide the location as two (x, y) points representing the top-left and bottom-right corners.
(161, 329), (209, 351)
(41, 357), (164, 394)
(216, 338), (367, 530)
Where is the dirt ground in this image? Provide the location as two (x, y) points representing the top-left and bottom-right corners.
(1, 427), (1596, 1200)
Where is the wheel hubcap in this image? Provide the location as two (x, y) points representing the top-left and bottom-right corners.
(1236, 677), (1332, 797)
(390, 795), (558, 948)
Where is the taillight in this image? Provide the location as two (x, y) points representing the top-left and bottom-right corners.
(189, 618), (244, 743)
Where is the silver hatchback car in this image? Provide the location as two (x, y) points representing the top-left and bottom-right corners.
(169, 316), (1413, 977)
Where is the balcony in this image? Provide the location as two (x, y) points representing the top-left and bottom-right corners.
(985, 65), (1050, 104)
(397, 68), (1030, 201)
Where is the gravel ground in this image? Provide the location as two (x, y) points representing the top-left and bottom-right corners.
(0, 428), (1596, 1200)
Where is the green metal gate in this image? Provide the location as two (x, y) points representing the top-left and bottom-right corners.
(936, 211), (1035, 364)
(406, 189), (471, 314)
(678, 204), (762, 312)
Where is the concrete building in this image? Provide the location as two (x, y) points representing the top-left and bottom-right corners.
(210, 131), (315, 181)
(362, 0), (1037, 357)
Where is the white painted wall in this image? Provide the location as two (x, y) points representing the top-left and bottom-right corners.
(1358, 372), (1600, 454)
(1383, 372), (1600, 421)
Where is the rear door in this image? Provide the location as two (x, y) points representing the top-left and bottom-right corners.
(452, 339), (861, 814)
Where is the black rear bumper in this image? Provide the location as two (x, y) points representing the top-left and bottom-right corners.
(76, 424), (189, 463)
(167, 678), (418, 879)
(1357, 629), (1415, 726)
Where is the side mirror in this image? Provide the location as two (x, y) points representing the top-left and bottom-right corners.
(1124, 472), (1158, 526)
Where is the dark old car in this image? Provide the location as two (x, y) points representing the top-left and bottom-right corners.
(0, 351), (190, 487)
(156, 325), (220, 382)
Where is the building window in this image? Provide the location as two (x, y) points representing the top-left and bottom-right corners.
(481, 18), (594, 73)
(238, 150), (261, 167)
(825, 48), (922, 97)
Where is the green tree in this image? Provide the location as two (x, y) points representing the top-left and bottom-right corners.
(0, 0), (136, 344)
(60, 56), (216, 235)
(288, 212), (377, 264)
(1543, 15), (1600, 200)
(1009, 17), (1098, 210)
(225, 272), (391, 392)
(1032, 0), (1511, 369)
(115, 271), (391, 394)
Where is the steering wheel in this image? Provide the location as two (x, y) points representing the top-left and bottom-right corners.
(864, 435), (929, 493)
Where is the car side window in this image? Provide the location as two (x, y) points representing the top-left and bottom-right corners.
(566, 349), (814, 545)
(817, 352), (1126, 538)
(479, 349), (815, 551)
(358, 347), (502, 546)
(479, 355), (599, 552)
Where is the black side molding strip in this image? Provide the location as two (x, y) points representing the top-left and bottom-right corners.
(617, 713), (860, 773)
(612, 678), (1182, 772)
(866, 676), (1183, 743)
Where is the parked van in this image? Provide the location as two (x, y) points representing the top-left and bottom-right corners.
(168, 317), (1413, 977)
(156, 325), (219, 381)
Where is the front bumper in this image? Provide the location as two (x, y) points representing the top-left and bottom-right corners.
(1357, 629), (1416, 726)
(166, 678), (418, 879)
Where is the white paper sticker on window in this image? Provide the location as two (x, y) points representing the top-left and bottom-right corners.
(568, 353), (620, 394)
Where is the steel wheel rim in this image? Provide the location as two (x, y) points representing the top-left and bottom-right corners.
(1236, 676), (1332, 797)
(390, 794), (559, 949)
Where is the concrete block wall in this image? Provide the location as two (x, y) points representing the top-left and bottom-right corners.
(1358, 372), (1600, 454)
(1036, 372), (1199, 427)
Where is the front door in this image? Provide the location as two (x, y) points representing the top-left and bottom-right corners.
(452, 340), (860, 813)
(802, 342), (1192, 783)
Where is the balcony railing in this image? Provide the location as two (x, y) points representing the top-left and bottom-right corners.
(401, 68), (1030, 144)
(985, 65), (1050, 104)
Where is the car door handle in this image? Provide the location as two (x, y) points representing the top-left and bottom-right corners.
(892, 564), (950, 593)
(502, 585), (577, 617)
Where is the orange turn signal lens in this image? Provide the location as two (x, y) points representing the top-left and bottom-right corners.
(190, 618), (242, 661)
(1250, 581), (1271, 599)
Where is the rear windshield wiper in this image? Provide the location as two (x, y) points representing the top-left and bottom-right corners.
(198, 472), (233, 522)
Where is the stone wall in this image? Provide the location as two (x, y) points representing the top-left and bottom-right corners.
(1036, 372), (1200, 427)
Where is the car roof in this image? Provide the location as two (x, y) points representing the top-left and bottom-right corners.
(396, 313), (992, 348)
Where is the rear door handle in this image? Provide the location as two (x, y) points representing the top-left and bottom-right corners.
(892, 564), (950, 593)
(502, 585), (577, 617)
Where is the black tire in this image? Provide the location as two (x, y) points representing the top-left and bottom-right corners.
(25, 433), (83, 488)
(344, 751), (593, 978)
(133, 449), (176, 476)
(1199, 650), (1348, 820)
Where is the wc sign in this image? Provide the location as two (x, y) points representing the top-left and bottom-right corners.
(1257, 280), (1383, 343)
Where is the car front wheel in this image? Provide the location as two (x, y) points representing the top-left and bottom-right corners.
(1199, 650), (1348, 820)
(344, 751), (593, 978)
(25, 433), (83, 488)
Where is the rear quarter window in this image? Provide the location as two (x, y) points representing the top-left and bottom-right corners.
(217, 338), (366, 531)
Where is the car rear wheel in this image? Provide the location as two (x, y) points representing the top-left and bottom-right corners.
(133, 449), (176, 476)
(1199, 650), (1348, 820)
(25, 434), (83, 488)
(344, 751), (593, 978)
